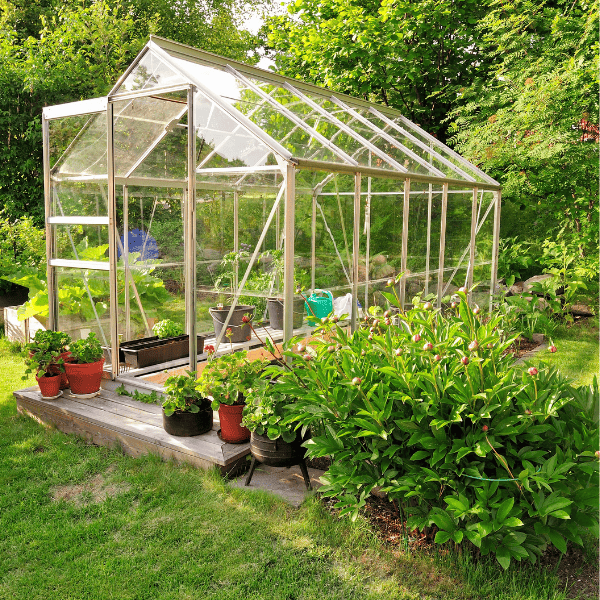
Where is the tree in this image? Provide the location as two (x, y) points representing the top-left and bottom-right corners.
(448, 0), (599, 279)
(265, 0), (492, 141)
(0, 0), (266, 223)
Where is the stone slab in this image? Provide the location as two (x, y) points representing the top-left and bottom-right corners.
(229, 464), (325, 508)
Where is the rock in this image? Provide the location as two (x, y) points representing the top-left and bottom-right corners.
(571, 304), (594, 317)
(531, 333), (545, 344)
(509, 281), (524, 295)
(374, 264), (395, 279)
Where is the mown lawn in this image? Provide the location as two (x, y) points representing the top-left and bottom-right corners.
(530, 316), (599, 386)
(0, 335), (590, 600)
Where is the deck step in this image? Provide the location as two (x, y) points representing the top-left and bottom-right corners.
(13, 386), (249, 475)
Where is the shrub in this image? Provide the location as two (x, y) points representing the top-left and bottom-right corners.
(152, 319), (184, 339)
(277, 286), (599, 569)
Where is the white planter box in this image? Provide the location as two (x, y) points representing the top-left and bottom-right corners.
(3, 306), (46, 343)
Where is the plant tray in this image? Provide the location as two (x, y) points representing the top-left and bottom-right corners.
(104, 335), (205, 369)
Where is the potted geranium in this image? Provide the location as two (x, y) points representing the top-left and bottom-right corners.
(27, 330), (72, 389)
(22, 342), (65, 399)
(162, 371), (213, 437)
(196, 350), (268, 443)
(64, 332), (105, 396)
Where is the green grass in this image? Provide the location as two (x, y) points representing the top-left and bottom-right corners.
(530, 316), (599, 386)
(0, 336), (590, 600)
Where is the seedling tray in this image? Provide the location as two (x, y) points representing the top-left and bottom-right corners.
(104, 335), (205, 369)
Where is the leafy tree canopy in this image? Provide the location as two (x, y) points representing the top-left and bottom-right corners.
(448, 0), (599, 278)
(265, 0), (492, 140)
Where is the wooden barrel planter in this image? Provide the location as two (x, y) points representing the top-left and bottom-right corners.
(245, 431), (312, 490)
(162, 407), (213, 437)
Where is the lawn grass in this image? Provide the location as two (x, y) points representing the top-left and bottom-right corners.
(0, 336), (586, 600)
(529, 316), (599, 386)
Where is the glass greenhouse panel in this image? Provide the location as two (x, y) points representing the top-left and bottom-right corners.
(473, 191), (496, 297)
(51, 224), (109, 263)
(113, 49), (187, 95)
(194, 94), (275, 169)
(392, 116), (490, 184)
(112, 93), (188, 177)
(131, 126), (188, 180)
(51, 112), (107, 177)
(55, 267), (111, 345)
(51, 181), (108, 218)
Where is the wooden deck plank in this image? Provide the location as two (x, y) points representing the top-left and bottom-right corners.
(13, 387), (249, 471)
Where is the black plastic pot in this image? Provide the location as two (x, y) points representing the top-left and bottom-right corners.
(104, 335), (205, 369)
(246, 430), (311, 489)
(209, 305), (255, 343)
(267, 297), (304, 331)
(162, 406), (213, 437)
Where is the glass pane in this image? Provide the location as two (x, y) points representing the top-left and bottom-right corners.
(113, 93), (188, 177)
(52, 224), (109, 263)
(194, 94), (274, 169)
(51, 112), (107, 177)
(115, 185), (186, 342)
(51, 181), (108, 218)
(55, 267), (111, 345)
(114, 49), (187, 95)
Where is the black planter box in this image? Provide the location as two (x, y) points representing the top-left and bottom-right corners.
(104, 335), (205, 369)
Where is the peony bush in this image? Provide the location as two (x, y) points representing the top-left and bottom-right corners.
(275, 285), (599, 569)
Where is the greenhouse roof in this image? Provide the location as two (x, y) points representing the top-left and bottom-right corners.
(45, 36), (500, 190)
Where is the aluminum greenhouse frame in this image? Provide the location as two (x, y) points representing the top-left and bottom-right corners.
(42, 36), (502, 379)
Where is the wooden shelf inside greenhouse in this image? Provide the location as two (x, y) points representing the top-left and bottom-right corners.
(14, 386), (249, 475)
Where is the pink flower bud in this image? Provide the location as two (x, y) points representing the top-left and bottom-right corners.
(395, 348), (404, 356)
(461, 356), (469, 366)
(384, 310), (392, 318)
(368, 334), (374, 341)
(434, 354), (442, 361)
(473, 307), (480, 315)
(327, 345), (335, 353)
(372, 319), (380, 327)
(482, 425), (488, 432)
(385, 318), (392, 326)
(241, 314), (251, 323)
(451, 301), (459, 309)
(595, 450), (600, 459)
(528, 367), (538, 376)
(423, 342), (433, 351)
(352, 377), (361, 386)
(332, 316), (339, 323)
(423, 302), (433, 310)
(387, 279), (395, 287)
(297, 344), (305, 353)
(525, 409), (532, 415)
(412, 333), (421, 343)
(468, 340), (479, 352)
(303, 354), (312, 362)
(458, 286), (467, 293)
(549, 345), (557, 353)
(321, 317), (329, 324)
(361, 350), (366, 356)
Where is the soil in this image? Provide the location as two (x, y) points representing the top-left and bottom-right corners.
(506, 336), (543, 359)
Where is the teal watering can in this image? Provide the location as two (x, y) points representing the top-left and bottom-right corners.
(305, 289), (333, 324)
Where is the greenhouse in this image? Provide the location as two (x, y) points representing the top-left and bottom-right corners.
(42, 36), (502, 378)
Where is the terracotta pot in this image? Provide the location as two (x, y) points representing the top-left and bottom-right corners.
(36, 373), (61, 398)
(218, 403), (250, 443)
(64, 358), (105, 395)
(29, 349), (72, 390)
(162, 406), (213, 437)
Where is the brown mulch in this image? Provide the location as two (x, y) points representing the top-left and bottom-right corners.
(306, 459), (598, 599)
(506, 336), (542, 359)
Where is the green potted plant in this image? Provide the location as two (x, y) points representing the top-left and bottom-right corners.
(27, 329), (72, 389)
(196, 350), (268, 443)
(64, 332), (105, 396)
(162, 371), (213, 437)
(22, 342), (65, 399)
(241, 376), (311, 486)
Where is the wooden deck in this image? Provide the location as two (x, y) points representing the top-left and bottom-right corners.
(14, 386), (250, 475)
